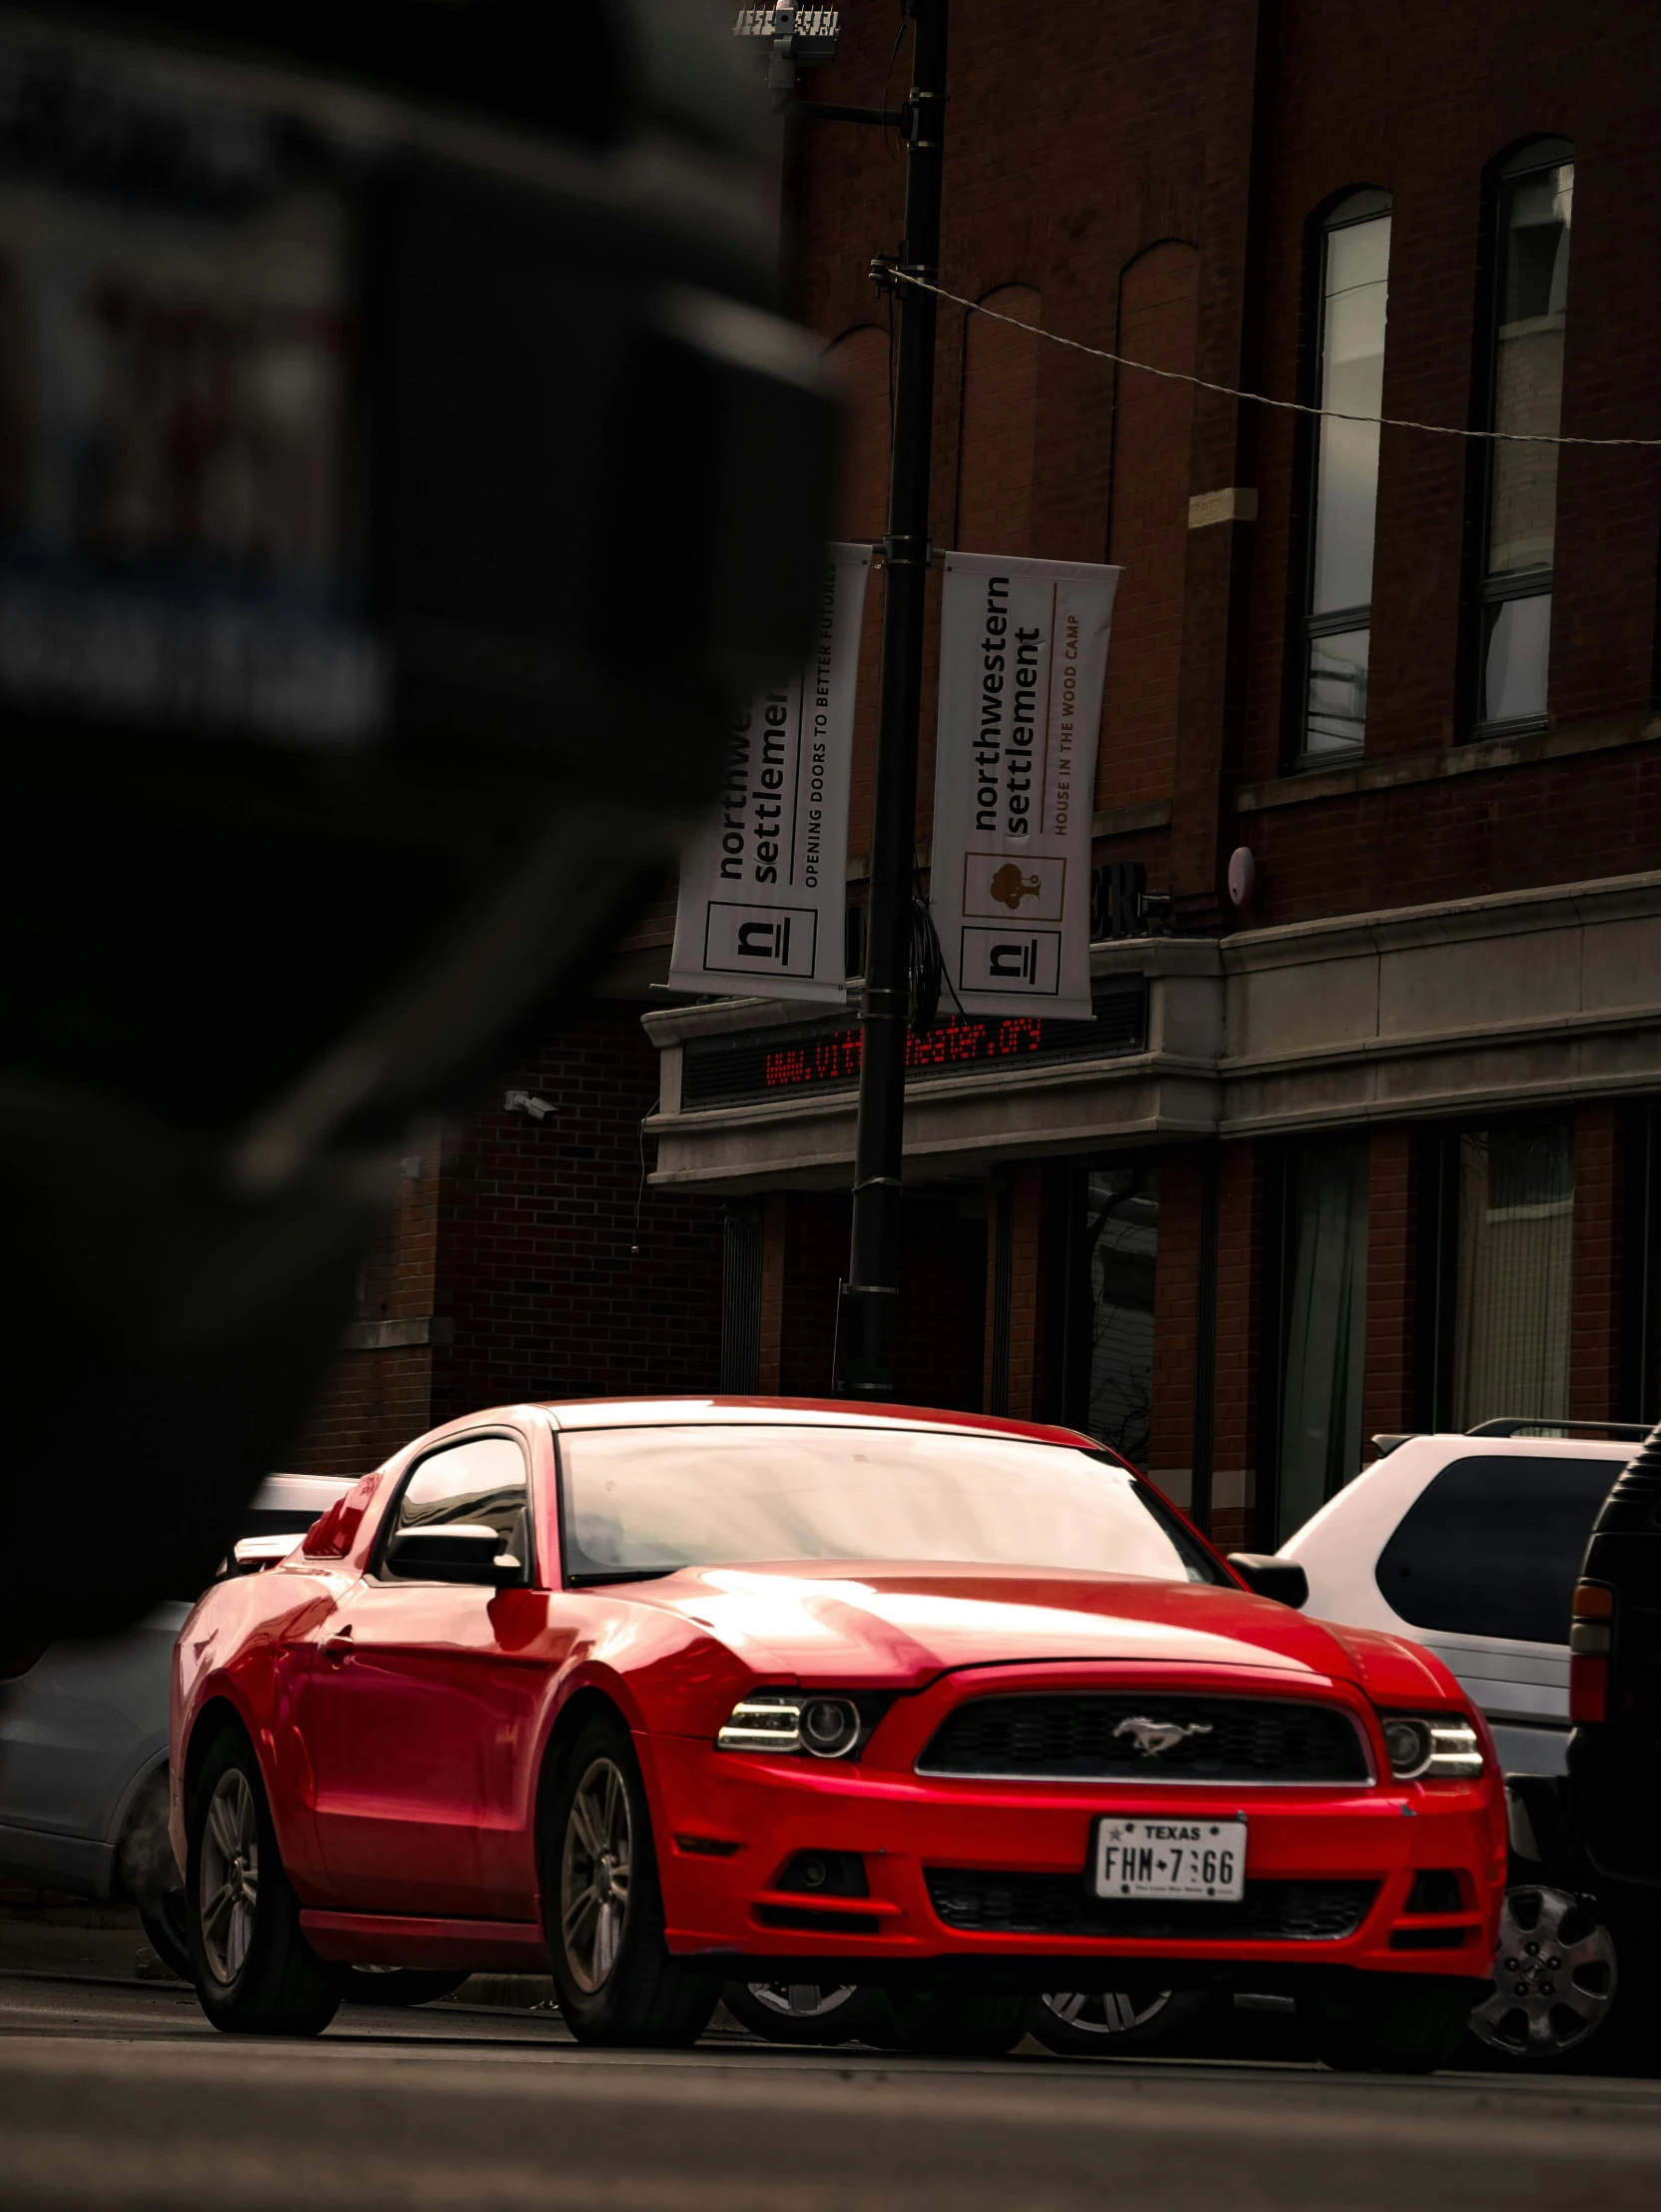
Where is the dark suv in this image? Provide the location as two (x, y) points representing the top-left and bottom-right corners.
(1504, 1427), (1661, 2070)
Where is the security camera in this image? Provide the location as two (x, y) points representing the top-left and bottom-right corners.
(503, 1091), (554, 1121)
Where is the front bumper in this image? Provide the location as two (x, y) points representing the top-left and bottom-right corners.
(644, 1688), (1503, 1987)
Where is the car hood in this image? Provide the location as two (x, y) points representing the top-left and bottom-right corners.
(632, 1560), (1418, 1692)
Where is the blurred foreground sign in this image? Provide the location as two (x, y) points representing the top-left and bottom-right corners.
(669, 542), (870, 1006)
(930, 551), (1118, 1021)
(0, 36), (382, 750)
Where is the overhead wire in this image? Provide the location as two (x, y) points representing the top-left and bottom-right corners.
(885, 268), (1661, 449)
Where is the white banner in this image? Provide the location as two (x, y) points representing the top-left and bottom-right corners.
(669, 542), (870, 1005)
(929, 550), (1119, 1021)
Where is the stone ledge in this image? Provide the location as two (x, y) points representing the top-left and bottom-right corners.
(341, 1316), (453, 1352)
(1236, 712), (1661, 814)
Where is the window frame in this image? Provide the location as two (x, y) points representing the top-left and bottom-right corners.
(1464, 135), (1576, 741)
(1285, 186), (1393, 773)
(371, 1427), (536, 1586)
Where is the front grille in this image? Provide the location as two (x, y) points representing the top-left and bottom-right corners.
(916, 1694), (1370, 1786)
(925, 1869), (1377, 1942)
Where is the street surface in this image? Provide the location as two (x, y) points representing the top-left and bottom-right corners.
(1, 1970), (1658, 2210)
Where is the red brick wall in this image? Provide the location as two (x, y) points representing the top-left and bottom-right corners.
(292, 1136), (445, 1476)
(428, 1007), (724, 1426)
(796, 1), (1661, 932)
(294, 1347), (432, 1480)
(956, 284), (1042, 555)
(1570, 1105), (1623, 1422)
(1102, 243), (1200, 818)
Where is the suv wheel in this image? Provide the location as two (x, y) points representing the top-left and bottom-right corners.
(1468, 1885), (1617, 2067)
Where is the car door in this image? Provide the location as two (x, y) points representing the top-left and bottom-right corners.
(301, 1431), (550, 1920)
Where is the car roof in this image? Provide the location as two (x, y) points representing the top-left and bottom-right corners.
(1279, 1430), (1631, 1560)
(1379, 1433), (1634, 1462)
(532, 1395), (1100, 1451)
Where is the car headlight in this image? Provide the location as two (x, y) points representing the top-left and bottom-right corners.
(716, 1691), (867, 1760)
(1380, 1712), (1484, 1781)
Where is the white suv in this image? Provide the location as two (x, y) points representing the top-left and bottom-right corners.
(1278, 1425), (1639, 1776)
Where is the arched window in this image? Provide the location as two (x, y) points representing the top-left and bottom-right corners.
(1298, 189), (1391, 762)
(1472, 138), (1574, 732)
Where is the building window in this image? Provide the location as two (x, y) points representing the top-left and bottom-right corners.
(1451, 1117), (1574, 1425)
(1473, 141), (1574, 733)
(1299, 191), (1391, 763)
(1079, 1165), (1159, 1469)
(1274, 1135), (1370, 1540)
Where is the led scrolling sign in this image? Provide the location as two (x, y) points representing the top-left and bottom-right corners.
(679, 978), (1148, 1110)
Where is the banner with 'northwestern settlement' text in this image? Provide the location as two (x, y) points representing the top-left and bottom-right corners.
(669, 541), (870, 1006)
(929, 550), (1119, 1022)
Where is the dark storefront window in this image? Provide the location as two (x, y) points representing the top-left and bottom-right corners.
(1079, 1165), (1160, 1469)
(1451, 1117), (1574, 1427)
(1273, 1135), (1370, 1540)
(1624, 1109), (1661, 1425)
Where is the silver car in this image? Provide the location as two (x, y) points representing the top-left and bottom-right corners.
(0, 1474), (349, 1970)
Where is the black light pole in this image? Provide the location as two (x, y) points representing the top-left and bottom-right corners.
(833, 0), (949, 1398)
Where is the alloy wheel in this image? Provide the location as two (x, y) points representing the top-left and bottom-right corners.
(198, 1768), (260, 1986)
(745, 1982), (861, 2021)
(1043, 1990), (1174, 2037)
(1469, 1885), (1616, 2059)
(560, 1757), (632, 1993)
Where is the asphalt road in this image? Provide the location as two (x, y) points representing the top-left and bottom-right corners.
(1, 1970), (1658, 2212)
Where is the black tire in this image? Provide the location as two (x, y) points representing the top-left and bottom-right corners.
(346, 1968), (471, 2007)
(186, 1727), (343, 2037)
(1028, 1986), (1215, 2059)
(1306, 1972), (1483, 2073)
(722, 1980), (889, 2046)
(871, 1988), (1035, 2056)
(138, 1885), (193, 1981)
(541, 1711), (720, 2048)
(116, 1766), (191, 1979)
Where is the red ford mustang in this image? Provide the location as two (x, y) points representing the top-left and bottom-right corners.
(170, 1398), (1506, 2065)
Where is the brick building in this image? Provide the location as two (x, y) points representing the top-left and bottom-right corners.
(301, 0), (1661, 1554)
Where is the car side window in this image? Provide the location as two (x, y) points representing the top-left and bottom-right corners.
(382, 1435), (530, 1581)
(1374, 1453), (1619, 1643)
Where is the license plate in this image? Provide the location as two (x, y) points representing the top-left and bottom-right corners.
(1091, 1817), (1247, 1901)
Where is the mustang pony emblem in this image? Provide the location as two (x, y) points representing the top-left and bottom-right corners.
(1114, 1716), (1215, 1758)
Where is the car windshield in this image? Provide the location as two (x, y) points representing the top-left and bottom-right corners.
(555, 1423), (1223, 1586)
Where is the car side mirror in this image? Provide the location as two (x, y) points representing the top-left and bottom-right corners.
(1227, 1553), (1308, 1609)
(385, 1525), (522, 1587)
